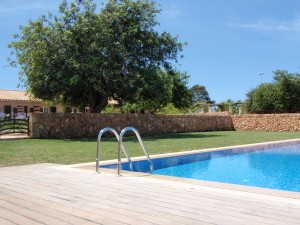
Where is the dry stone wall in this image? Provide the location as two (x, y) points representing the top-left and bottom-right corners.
(29, 113), (233, 138)
(29, 113), (300, 138)
(232, 114), (300, 132)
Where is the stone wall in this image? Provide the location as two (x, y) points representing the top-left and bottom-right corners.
(29, 113), (300, 138)
(29, 113), (233, 138)
(232, 114), (300, 132)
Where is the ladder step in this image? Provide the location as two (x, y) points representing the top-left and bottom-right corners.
(96, 127), (153, 176)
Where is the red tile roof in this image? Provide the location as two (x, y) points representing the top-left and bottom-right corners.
(0, 90), (41, 102)
(0, 89), (118, 105)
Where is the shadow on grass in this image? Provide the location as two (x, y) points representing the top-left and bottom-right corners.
(58, 132), (224, 143)
(143, 132), (223, 140)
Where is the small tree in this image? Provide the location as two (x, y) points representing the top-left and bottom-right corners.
(189, 85), (211, 104)
(246, 70), (300, 113)
(9, 0), (186, 112)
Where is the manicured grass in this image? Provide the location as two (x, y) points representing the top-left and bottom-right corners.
(0, 131), (300, 167)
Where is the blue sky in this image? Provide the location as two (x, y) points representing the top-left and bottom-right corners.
(1, 0), (300, 103)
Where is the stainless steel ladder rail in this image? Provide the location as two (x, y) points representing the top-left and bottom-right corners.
(118, 127), (153, 176)
(96, 127), (132, 173)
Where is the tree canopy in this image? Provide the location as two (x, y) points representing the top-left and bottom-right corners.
(246, 70), (300, 113)
(8, 0), (188, 112)
(189, 84), (211, 104)
(118, 69), (192, 113)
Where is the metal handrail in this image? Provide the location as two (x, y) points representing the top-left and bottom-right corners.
(118, 127), (153, 176)
(96, 127), (132, 173)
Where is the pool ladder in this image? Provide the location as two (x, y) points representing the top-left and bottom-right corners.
(96, 127), (153, 175)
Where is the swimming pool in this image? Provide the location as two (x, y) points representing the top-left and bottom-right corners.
(100, 139), (300, 192)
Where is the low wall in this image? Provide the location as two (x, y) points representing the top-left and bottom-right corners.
(29, 113), (300, 138)
(29, 113), (233, 138)
(232, 114), (300, 132)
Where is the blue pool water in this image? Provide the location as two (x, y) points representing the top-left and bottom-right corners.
(101, 141), (300, 192)
(153, 146), (300, 192)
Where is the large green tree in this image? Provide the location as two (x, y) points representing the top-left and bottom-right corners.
(8, 0), (186, 112)
(246, 70), (300, 113)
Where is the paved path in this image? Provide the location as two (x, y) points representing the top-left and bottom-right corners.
(0, 163), (300, 225)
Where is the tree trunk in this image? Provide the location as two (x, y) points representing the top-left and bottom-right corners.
(88, 91), (108, 113)
(94, 98), (108, 113)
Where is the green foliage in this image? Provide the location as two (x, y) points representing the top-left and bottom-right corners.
(101, 104), (120, 113)
(8, 0), (186, 113)
(171, 70), (192, 109)
(246, 84), (280, 113)
(157, 103), (187, 114)
(215, 99), (243, 114)
(189, 84), (211, 104)
(215, 101), (230, 112)
(119, 102), (141, 113)
(130, 69), (174, 112)
(118, 69), (191, 113)
(63, 107), (72, 113)
(246, 70), (300, 113)
(191, 99), (243, 114)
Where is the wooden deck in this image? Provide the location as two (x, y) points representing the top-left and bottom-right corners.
(0, 163), (300, 225)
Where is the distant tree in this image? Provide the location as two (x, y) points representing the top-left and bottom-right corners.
(273, 70), (300, 112)
(246, 84), (280, 113)
(189, 85), (211, 104)
(246, 70), (300, 113)
(8, 0), (186, 113)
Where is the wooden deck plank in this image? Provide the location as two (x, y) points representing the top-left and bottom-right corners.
(0, 176), (244, 224)
(0, 217), (16, 225)
(2, 170), (299, 215)
(4, 172), (297, 223)
(0, 173), (212, 224)
(0, 187), (211, 224)
(0, 193), (102, 225)
(0, 206), (41, 225)
(1, 170), (298, 224)
(0, 164), (300, 225)
(0, 186), (163, 225)
(0, 200), (71, 225)
(0, 187), (118, 224)
(0, 180), (190, 225)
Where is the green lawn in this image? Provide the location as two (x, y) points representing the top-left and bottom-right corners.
(0, 131), (300, 167)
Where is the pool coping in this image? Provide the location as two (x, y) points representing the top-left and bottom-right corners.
(70, 138), (300, 200)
